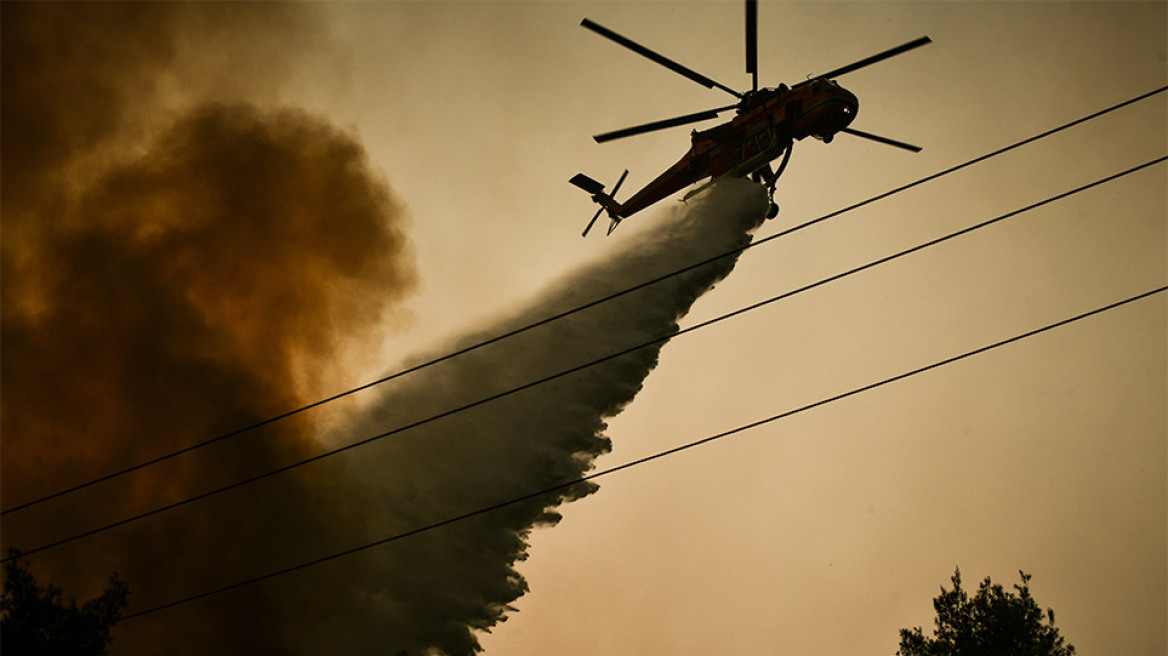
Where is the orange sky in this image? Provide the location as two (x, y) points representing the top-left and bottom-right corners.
(313, 4), (1166, 652)
(2, 2), (1164, 655)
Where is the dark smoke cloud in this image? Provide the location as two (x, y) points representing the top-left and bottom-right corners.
(0, 2), (328, 233)
(2, 102), (417, 654)
(1, 3), (175, 222)
(2, 3), (414, 654)
(2, 2), (767, 654)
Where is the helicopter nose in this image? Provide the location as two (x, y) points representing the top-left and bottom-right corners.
(835, 88), (859, 127)
(824, 101), (857, 132)
(840, 102), (858, 127)
(813, 99), (859, 143)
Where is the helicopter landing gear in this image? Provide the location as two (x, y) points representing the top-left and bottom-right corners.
(751, 166), (779, 219)
(764, 180), (779, 219)
(752, 142), (791, 220)
(754, 167), (780, 219)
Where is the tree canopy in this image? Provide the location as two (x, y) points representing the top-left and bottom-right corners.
(1, 549), (129, 656)
(898, 568), (1075, 656)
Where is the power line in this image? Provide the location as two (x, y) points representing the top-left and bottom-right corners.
(117, 285), (1167, 622)
(10, 155), (1163, 563)
(3, 85), (1162, 517)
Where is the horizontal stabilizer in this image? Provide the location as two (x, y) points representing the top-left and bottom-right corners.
(569, 173), (606, 195)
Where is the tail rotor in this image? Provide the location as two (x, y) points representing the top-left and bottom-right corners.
(570, 170), (629, 237)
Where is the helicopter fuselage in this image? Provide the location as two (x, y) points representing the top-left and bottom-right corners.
(611, 79), (858, 219)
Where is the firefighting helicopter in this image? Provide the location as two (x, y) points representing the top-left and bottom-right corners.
(570, 0), (930, 237)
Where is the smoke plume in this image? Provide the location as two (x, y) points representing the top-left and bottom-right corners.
(2, 3), (414, 654)
(2, 2), (767, 654)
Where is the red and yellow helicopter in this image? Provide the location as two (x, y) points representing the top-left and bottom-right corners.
(571, 0), (930, 236)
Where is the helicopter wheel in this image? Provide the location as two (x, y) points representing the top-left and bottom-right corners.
(766, 202), (779, 219)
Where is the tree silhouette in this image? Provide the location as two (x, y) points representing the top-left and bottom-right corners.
(1, 549), (129, 655)
(898, 568), (1074, 656)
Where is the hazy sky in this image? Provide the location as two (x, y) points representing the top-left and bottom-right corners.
(2, 2), (1165, 655)
(301, 3), (1168, 653)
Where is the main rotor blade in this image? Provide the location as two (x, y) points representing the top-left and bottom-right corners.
(745, 0), (758, 92)
(803, 36), (932, 83)
(594, 104), (738, 143)
(582, 18), (743, 99)
(841, 127), (922, 153)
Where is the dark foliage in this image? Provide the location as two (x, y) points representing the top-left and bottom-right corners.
(1, 549), (129, 655)
(898, 568), (1075, 656)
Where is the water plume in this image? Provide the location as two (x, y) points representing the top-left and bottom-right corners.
(291, 178), (768, 655)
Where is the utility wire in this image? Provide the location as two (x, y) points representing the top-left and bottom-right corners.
(3, 85), (1162, 517)
(9, 155), (1163, 564)
(118, 284), (1167, 622)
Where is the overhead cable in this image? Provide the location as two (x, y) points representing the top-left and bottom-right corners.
(9, 155), (1163, 563)
(4, 85), (1162, 517)
(117, 284), (1167, 621)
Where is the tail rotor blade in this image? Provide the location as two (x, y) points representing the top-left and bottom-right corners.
(582, 207), (605, 237)
(610, 169), (629, 196)
(840, 127), (922, 152)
